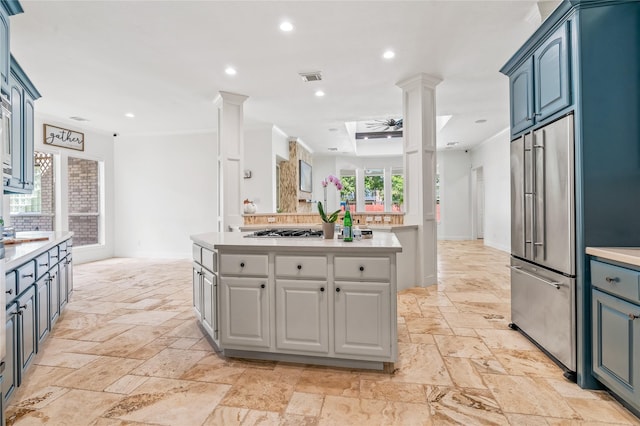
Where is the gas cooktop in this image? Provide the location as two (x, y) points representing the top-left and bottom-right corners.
(244, 228), (324, 238)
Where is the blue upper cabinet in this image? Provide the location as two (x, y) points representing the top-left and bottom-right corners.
(534, 23), (570, 121)
(509, 58), (534, 135)
(502, 20), (571, 139)
(0, 1), (24, 97)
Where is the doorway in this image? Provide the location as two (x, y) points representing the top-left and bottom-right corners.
(471, 167), (485, 240)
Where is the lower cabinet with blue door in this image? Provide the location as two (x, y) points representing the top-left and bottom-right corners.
(2, 232), (73, 416)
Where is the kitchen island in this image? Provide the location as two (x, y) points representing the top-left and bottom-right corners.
(191, 231), (402, 370)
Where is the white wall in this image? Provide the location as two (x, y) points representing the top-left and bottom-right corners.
(114, 131), (217, 258)
(437, 150), (472, 240)
(243, 125), (273, 212)
(15, 113), (116, 264)
(470, 129), (510, 252)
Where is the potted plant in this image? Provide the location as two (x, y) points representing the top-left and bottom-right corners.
(318, 175), (343, 239)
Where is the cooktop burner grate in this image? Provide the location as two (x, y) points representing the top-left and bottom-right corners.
(244, 228), (324, 238)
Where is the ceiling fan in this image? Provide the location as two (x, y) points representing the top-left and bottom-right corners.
(365, 118), (403, 131)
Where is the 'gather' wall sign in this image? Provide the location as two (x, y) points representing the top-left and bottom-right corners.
(43, 124), (84, 151)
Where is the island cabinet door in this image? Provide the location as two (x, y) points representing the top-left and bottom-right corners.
(192, 264), (202, 321)
(35, 274), (50, 347)
(275, 279), (328, 354)
(334, 281), (391, 358)
(49, 266), (60, 326)
(220, 276), (270, 348)
(202, 269), (217, 340)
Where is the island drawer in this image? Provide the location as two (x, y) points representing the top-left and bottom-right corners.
(49, 246), (60, 264)
(334, 256), (390, 281)
(59, 241), (69, 257)
(192, 244), (202, 264)
(17, 260), (36, 294)
(36, 252), (51, 278)
(220, 254), (268, 276)
(5, 270), (16, 302)
(276, 256), (327, 279)
(591, 260), (640, 304)
(202, 248), (217, 272)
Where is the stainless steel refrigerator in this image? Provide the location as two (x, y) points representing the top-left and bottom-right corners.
(510, 113), (576, 376)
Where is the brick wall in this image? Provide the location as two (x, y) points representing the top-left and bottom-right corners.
(68, 157), (99, 245)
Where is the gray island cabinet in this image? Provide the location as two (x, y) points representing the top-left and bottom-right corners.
(191, 232), (402, 370)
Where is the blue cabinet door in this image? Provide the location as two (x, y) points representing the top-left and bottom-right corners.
(6, 74), (21, 190)
(534, 22), (570, 121)
(22, 95), (34, 191)
(36, 274), (50, 348)
(2, 303), (17, 403)
(509, 58), (534, 136)
(17, 286), (36, 379)
(592, 289), (640, 412)
(0, 9), (8, 97)
(49, 265), (59, 326)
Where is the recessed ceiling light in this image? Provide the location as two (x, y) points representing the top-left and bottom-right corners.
(125, 113), (135, 118)
(328, 128), (338, 132)
(280, 22), (294, 32)
(328, 147), (338, 151)
(383, 50), (395, 59)
(225, 67), (237, 75)
(69, 116), (90, 122)
(475, 119), (487, 124)
(387, 135), (392, 138)
(364, 136), (369, 140)
(446, 142), (459, 146)
(315, 90), (325, 97)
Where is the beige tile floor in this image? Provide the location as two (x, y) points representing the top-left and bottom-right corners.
(5, 240), (640, 425)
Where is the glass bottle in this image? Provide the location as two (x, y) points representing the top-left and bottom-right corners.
(343, 206), (353, 242)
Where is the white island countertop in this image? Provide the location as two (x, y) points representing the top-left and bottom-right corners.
(586, 247), (640, 268)
(191, 231), (402, 254)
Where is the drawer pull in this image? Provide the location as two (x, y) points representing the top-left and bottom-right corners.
(336, 287), (341, 293)
(605, 276), (619, 284)
(359, 266), (364, 272)
(630, 314), (639, 320)
(320, 287), (325, 292)
(240, 262), (245, 268)
(297, 264), (302, 270)
(39, 263), (49, 267)
(260, 283), (266, 289)
(51, 256), (58, 260)
(5, 289), (13, 295)
(22, 273), (34, 278)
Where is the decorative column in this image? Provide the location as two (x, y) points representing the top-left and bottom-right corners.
(397, 73), (442, 286)
(355, 168), (365, 212)
(215, 91), (248, 232)
(383, 166), (393, 212)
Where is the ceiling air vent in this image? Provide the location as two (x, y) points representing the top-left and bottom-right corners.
(299, 71), (322, 82)
(69, 116), (90, 122)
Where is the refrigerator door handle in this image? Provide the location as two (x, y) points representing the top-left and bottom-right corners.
(510, 265), (561, 289)
(534, 135), (546, 256)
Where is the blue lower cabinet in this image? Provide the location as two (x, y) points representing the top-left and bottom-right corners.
(2, 303), (17, 404)
(0, 371), (4, 426)
(49, 265), (59, 326)
(592, 289), (640, 414)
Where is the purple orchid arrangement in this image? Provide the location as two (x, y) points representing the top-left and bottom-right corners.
(318, 174), (343, 223)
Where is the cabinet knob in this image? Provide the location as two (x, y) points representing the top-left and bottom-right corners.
(6, 289), (13, 294)
(605, 276), (619, 283)
(359, 266), (364, 272)
(336, 287), (341, 293)
(260, 283), (266, 289)
(39, 263), (48, 267)
(320, 287), (325, 292)
(629, 314), (639, 320)
(240, 262), (245, 268)
(297, 264), (302, 270)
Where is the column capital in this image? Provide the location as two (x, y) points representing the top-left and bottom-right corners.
(396, 73), (442, 91)
(215, 91), (249, 106)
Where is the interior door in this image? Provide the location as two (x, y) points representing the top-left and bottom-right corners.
(532, 114), (575, 275)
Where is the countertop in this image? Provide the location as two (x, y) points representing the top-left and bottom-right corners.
(191, 231), (402, 254)
(239, 224), (417, 232)
(586, 247), (640, 268)
(3, 231), (74, 271)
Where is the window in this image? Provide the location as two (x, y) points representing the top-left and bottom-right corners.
(339, 170), (356, 211)
(10, 152), (55, 231)
(391, 167), (404, 212)
(68, 157), (100, 246)
(364, 169), (384, 212)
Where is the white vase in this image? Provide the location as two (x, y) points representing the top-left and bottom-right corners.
(243, 202), (257, 214)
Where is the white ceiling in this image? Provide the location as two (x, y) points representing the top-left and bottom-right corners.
(9, 1), (555, 155)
